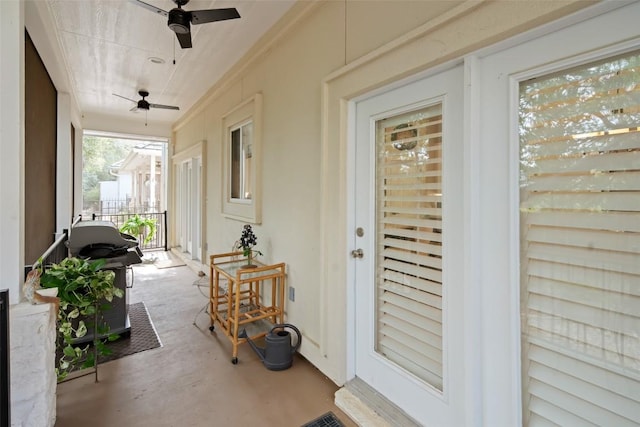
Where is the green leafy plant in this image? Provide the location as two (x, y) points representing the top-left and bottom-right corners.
(40, 257), (124, 381)
(120, 214), (157, 245)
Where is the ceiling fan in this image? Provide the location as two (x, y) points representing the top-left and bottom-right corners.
(113, 90), (179, 112)
(133, 0), (241, 49)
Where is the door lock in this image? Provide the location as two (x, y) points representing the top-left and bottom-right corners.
(351, 248), (364, 259)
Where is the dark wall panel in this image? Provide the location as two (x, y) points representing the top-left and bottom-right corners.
(24, 31), (57, 265)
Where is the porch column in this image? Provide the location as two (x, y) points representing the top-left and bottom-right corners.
(149, 154), (156, 211)
(57, 92), (73, 233)
(0, 0), (25, 305)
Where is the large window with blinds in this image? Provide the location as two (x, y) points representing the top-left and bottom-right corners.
(375, 104), (444, 391)
(519, 51), (640, 425)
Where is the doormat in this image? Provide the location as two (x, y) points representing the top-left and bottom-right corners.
(99, 301), (162, 363)
(154, 251), (186, 269)
(60, 302), (162, 372)
(301, 412), (345, 427)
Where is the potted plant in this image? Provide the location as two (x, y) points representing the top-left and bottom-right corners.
(120, 214), (157, 245)
(40, 257), (124, 382)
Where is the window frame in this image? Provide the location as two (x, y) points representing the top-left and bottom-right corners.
(221, 93), (262, 223)
(229, 120), (253, 203)
(476, 4), (640, 424)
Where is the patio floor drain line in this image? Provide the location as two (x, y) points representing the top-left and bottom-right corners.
(301, 411), (345, 427)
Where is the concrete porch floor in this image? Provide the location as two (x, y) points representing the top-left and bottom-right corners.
(55, 259), (356, 427)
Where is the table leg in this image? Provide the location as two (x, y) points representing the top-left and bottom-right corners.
(279, 273), (285, 325)
(269, 277), (276, 324)
(255, 280), (260, 309)
(209, 269), (217, 331)
(231, 278), (241, 364)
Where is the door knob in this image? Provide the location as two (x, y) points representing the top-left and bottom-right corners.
(351, 248), (364, 259)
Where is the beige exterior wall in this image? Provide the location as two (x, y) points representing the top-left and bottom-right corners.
(171, 0), (598, 385)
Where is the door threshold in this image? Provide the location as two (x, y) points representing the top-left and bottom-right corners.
(335, 377), (420, 427)
(169, 248), (206, 275)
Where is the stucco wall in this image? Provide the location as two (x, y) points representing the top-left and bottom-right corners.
(171, 0), (597, 385)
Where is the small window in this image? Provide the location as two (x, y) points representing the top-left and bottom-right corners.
(230, 122), (253, 201)
(222, 94), (262, 223)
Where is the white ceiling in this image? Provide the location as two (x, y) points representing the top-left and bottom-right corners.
(38, 0), (295, 130)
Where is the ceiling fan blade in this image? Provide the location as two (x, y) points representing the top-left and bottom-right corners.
(113, 93), (137, 103)
(130, 106), (139, 112)
(131, 0), (168, 17)
(149, 103), (180, 110)
(175, 31), (192, 48)
(190, 8), (240, 25)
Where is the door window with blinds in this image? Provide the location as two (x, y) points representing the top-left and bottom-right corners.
(376, 104), (443, 391)
(519, 51), (640, 425)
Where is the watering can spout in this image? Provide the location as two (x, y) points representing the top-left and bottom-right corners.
(239, 329), (267, 362)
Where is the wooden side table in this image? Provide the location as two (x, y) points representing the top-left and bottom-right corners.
(209, 252), (286, 364)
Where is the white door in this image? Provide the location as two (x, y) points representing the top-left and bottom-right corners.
(191, 156), (202, 261)
(186, 159), (193, 254)
(175, 163), (185, 249)
(173, 142), (205, 261)
(353, 65), (466, 424)
(176, 160), (191, 252)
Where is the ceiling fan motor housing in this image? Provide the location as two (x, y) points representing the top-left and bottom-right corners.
(168, 9), (190, 34)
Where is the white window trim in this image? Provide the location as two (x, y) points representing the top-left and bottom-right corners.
(221, 93), (262, 224)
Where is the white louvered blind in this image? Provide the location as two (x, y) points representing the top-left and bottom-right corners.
(519, 51), (640, 426)
(375, 104), (444, 391)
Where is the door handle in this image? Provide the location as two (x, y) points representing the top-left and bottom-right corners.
(351, 248), (364, 259)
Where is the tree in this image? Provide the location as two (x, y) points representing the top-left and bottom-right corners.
(82, 136), (132, 212)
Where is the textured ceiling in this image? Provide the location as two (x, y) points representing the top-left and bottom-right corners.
(42, 0), (295, 130)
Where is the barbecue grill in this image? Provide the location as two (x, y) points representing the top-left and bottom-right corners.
(68, 220), (143, 265)
(67, 220), (143, 342)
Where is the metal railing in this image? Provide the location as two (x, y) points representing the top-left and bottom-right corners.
(91, 211), (167, 251)
(84, 199), (161, 216)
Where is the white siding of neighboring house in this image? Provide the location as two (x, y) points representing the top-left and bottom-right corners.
(99, 175), (131, 204)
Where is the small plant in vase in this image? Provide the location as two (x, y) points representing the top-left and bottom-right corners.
(238, 224), (262, 268)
